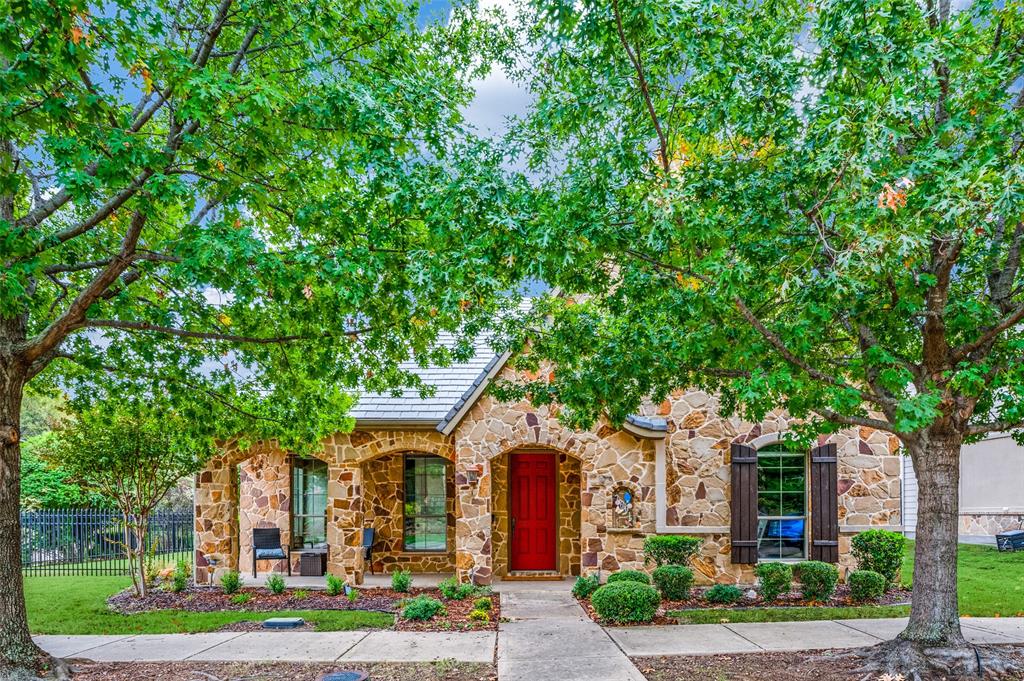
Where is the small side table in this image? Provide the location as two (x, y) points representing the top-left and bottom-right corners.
(299, 549), (327, 576)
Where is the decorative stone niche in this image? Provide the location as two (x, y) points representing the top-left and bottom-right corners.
(609, 483), (641, 531)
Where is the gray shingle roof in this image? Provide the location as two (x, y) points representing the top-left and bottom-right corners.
(349, 334), (501, 426)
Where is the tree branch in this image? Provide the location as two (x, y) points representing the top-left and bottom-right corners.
(611, 0), (669, 172)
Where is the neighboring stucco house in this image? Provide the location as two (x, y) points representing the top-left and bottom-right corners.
(903, 433), (1024, 541)
(193, 339), (903, 586)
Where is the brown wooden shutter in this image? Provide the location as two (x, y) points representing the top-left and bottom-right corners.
(810, 443), (839, 563)
(730, 443), (758, 564)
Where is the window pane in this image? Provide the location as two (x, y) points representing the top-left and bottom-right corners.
(404, 456), (447, 551)
(780, 492), (805, 516)
(292, 458), (327, 548)
(756, 446), (807, 560)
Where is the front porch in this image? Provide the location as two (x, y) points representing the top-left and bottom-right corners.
(193, 435), (587, 587)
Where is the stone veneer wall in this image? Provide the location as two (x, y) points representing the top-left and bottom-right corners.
(237, 450), (293, 574)
(196, 368), (902, 586)
(960, 512), (1024, 536)
(362, 451), (455, 573)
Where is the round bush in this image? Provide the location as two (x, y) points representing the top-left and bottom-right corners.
(848, 569), (887, 602)
(590, 581), (661, 623)
(652, 565), (694, 600)
(796, 561), (839, 602)
(754, 562), (793, 602)
(572, 575), (600, 599)
(851, 529), (905, 585)
(401, 595), (446, 621)
(643, 535), (703, 567)
(703, 584), (743, 604)
(606, 569), (651, 585)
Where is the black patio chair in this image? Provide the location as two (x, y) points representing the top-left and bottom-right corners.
(252, 527), (291, 578)
(362, 527), (376, 575)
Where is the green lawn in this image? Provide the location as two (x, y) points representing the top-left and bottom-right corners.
(25, 576), (393, 635)
(671, 540), (1024, 624)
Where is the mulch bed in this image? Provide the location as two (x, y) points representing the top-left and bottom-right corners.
(633, 650), (866, 681)
(579, 585), (913, 626)
(633, 646), (1024, 681)
(67, 660), (497, 681)
(395, 593), (499, 632)
(108, 586), (419, 615)
(108, 585), (498, 632)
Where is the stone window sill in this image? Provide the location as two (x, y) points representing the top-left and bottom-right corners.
(606, 527), (645, 535)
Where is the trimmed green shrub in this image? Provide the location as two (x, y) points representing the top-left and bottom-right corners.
(170, 559), (190, 593)
(265, 573), (285, 595)
(848, 570), (887, 602)
(851, 529), (905, 585)
(230, 592), (251, 605)
(643, 535), (703, 567)
(326, 574), (344, 596)
(220, 570), (242, 595)
(346, 588), (360, 603)
(572, 575), (600, 599)
(754, 562), (793, 602)
(651, 565), (694, 600)
(293, 589), (309, 599)
(607, 569), (651, 585)
(468, 608), (490, 623)
(703, 584), (743, 604)
(391, 569), (412, 593)
(796, 561), (839, 601)
(473, 596), (492, 612)
(590, 581), (661, 623)
(438, 577), (476, 600)
(402, 595), (446, 621)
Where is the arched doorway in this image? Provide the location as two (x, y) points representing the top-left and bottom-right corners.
(492, 448), (581, 578)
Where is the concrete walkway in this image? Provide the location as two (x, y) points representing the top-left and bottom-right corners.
(608, 617), (1024, 657)
(497, 585), (645, 681)
(35, 630), (495, 664)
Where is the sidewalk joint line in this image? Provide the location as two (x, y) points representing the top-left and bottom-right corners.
(182, 631), (248, 660)
(42, 634), (135, 658)
(831, 619), (887, 641)
(333, 630), (372, 662)
(721, 623), (767, 651)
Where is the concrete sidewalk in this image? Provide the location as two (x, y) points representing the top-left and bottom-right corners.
(497, 586), (645, 681)
(608, 617), (1024, 657)
(35, 630), (496, 664)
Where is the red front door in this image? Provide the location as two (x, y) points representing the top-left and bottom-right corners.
(510, 452), (557, 571)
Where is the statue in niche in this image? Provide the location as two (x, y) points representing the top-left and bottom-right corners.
(612, 486), (638, 529)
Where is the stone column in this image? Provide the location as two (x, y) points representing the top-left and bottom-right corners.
(328, 463), (364, 583)
(194, 455), (238, 584)
(455, 453), (492, 584)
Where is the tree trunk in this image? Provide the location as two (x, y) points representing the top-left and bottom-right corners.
(0, 363), (47, 674)
(902, 431), (965, 646)
(859, 429), (1017, 678)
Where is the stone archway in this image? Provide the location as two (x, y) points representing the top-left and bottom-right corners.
(489, 447), (582, 579)
(194, 440), (335, 584)
(360, 447), (456, 576)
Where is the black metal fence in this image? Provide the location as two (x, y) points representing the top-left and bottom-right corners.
(20, 508), (193, 576)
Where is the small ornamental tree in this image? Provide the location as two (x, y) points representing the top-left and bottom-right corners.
(43, 401), (216, 597)
(493, 0), (1024, 675)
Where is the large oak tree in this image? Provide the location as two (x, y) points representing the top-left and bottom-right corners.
(0, 0), (519, 676)
(495, 0), (1024, 676)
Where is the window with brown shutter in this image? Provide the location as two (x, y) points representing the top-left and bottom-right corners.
(809, 443), (839, 563)
(730, 443), (758, 564)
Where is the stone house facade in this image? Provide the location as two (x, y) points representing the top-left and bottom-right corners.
(193, 344), (903, 586)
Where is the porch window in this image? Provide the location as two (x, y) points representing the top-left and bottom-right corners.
(756, 443), (806, 560)
(403, 455), (447, 552)
(291, 457), (327, 548)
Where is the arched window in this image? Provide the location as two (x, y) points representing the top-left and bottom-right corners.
(756, 443), (806, 560)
